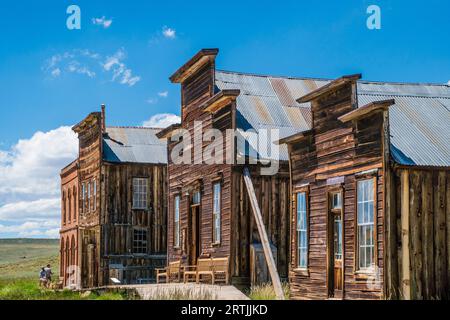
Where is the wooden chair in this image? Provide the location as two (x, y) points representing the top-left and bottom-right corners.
(196, 258), (215, 284)
(156, 261), (182, 284)
(183, 258), (215, 284)
(211, 257), (230, 284)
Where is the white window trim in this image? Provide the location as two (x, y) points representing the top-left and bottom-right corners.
(296, 192), (308, 269)
(174, 195), (180, 248)
(356, 178), (376, 272)
(132, 178), (148, 210)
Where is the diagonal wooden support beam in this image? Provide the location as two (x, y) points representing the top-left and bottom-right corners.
(243, 167), (285, 300)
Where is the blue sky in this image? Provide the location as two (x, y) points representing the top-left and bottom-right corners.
(0, 0), (449, 238)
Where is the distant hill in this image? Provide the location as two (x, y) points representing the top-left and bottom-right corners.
(0, 238), (59, 280)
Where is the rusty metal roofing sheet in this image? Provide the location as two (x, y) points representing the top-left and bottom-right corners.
(358, 93), (450, 167)
(216, 70), (450, 166)
(103, 127), (167, 164)
(216, 71), (327, 161)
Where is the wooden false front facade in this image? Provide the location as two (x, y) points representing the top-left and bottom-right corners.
(165, 50), (291, 285)
(284, 76), (450, 300)
(60, 108), (168, 288)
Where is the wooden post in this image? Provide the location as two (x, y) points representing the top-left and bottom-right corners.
(400, 170), (411, 300)
(243, 167), (285, 300)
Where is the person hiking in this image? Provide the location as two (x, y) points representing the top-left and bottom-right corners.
(44, 264), (53, 288)
(39, 267), (47, 287)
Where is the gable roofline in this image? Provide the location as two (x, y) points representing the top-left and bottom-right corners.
(217, 69), (450, 88)
(339, 99), (395, 123)
(156, 123), (182, 139)
(72, 112), (101, 133)
(170, 48), (219, 83)
(297, 74), (362, 103)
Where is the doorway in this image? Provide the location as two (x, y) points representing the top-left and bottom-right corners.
(328, 190), (344, 299)
(189, 190), (201, 266)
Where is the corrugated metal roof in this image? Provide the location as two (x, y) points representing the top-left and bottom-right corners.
(358, 92), (450, 167)
(216, 70), (450, 167)
(103, 127), (167, 164)
(215, 71), (327, 161)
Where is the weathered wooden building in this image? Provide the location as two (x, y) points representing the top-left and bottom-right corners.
(60, 106), (168, 288)
(280, 74), (450, 299)
(60, 159), (80, 288)
(162, 49), (322, 285)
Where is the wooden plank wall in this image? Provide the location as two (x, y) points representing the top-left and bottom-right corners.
(100, 163), (167, 284)
(394, 169), (449, 300)
(231, 167), (290, 282)
(167, 60), (234, 265)
(289, 83), (385, 300)
(76, 115), (102, 287)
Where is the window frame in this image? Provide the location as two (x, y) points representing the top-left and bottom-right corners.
(132, 228), (148, 255)
(293, 186), (309, 273)
(87, 181), (91, 213)
(354, 176), (378, 274)
(93, 179), (97, 212)
(62, 190), (67, 225)
(81, 183), (85, 214)
(212, 182), (222, 245)
(174, 195), (181, 249)
(132, 177), (149, 210)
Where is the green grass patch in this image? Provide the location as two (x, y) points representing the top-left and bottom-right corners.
(247, 283), (290, 300)
(0, 238), (60, 280)
(0, 278), (126, 300)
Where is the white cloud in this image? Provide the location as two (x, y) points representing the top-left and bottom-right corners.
(158, 91), (169, 98)
(51, 68), (61, 78)
(0, 126), (78, 196)
(92, 16), (113, 28)
(44, 48), (140, 87)
(162, 26), (176, 39)
(67, 61), (96, 78)
(0, 126), (78, 238)
(142, 113), (181, 128)
(0, 199), (60, 221)
(102, 49), (141, 86)
(447, 80), (450, 86)
(0, 221), (60, 238)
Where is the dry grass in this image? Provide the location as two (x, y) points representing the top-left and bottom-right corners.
(146, 286), (218, 300)
(248, 283), (290, 300)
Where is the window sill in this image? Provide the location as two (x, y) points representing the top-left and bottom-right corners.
(293, 268), (309, 277)
(354, 270), (377, 280)
(211, 242), (221, 247)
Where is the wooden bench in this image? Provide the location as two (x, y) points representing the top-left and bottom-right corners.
(156, 260), (182, 284)
(183, 257), (230, 285)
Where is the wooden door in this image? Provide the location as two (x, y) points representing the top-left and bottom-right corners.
(328, 191), (344, 298)
(189, 205), (200, 265)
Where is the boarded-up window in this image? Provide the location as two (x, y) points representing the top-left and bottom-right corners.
(133, 229), (148, 254)
(213, 183), (221, 244)
(174, 196), (180, 247)
(132, 178), (148, 209)
(296, 192), (308, 268)
(357, 179), (375, 270)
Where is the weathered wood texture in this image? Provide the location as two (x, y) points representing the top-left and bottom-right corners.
(75, 114), (102, 288)
(69, 111), (168, 288)
(288, 83), (385, 300)
(394, 169), (449, 300)
(100, 163), (167, 284)
(231, 167), (290, 282)
(167, 56), (290, 286)
(242, 167), (285, 299)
